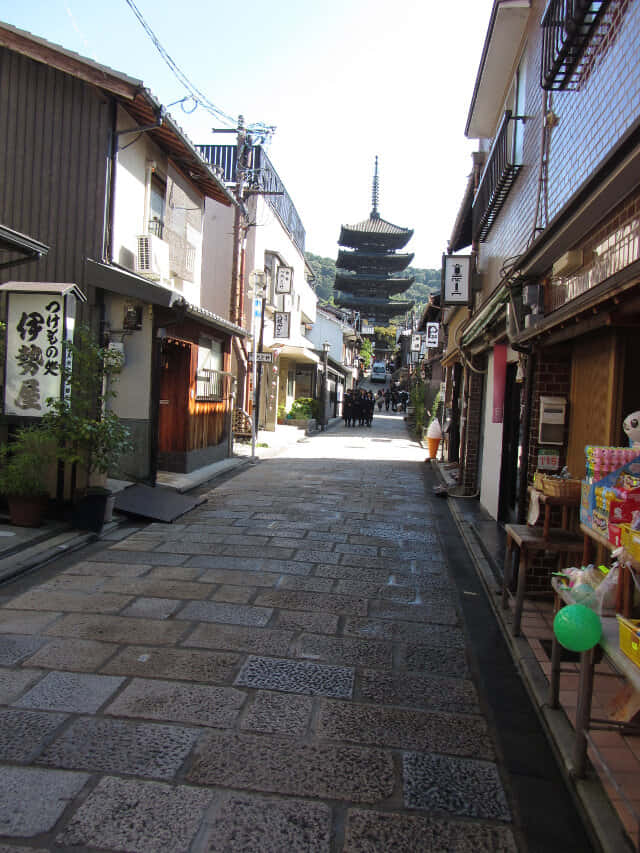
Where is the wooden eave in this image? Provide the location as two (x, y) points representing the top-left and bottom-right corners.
(0, 22), (142, 100)
(0, 22), (235, 209)
(118, 91), (236, 207)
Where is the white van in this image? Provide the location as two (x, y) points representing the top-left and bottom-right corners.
(371, 362), (387, 382)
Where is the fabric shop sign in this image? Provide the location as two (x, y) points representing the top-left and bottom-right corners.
(442, 254), (472, 306)
(2, 283), (85, 417)
(274, 311), (290, 338)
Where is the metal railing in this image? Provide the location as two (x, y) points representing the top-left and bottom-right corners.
(540, 0), (611, 91)
(472, 111), (524, 243)
(196, 144), (306, 254)
(195, 368), (229, 402)
(148, 218), (164, 239)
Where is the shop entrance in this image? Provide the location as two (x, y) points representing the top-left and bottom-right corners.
(499, 362), (522, 524)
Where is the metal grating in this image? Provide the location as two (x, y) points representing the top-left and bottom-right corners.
(540, 0), (612, 91)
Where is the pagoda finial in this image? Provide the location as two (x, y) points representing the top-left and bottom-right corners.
(371, 156), (380, 219)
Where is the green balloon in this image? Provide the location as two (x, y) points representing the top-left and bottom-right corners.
(554, 604), (602, 652)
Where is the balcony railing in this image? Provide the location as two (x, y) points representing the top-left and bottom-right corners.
(148, 218), (164, 239)
(540, 0), (611, 91)
(196, 144), (306, 254)
(472, 111), (524, 243)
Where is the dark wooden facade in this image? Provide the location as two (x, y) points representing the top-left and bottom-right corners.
(0, 45), (111, 295)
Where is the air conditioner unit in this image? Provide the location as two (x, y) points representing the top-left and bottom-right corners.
(136, 234), (169, 281)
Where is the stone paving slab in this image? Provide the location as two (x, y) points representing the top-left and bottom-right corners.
(56, 776), (212, 853)
(147, 565), (207, 581)
(343, 808), (518, 853)
(278, 575), (336, 592)
(317, 699), (494, 759)
(297, 633), (393, 668)
(275, 609), (340, 634)
(101, 645), (241, 683)
(0, 707), (67, 762)
(176, 600), (273, 627)
(4, 589), (132, 614)
(235, 655), (354, 698)
(357, 669), (480, 715)
(0, 609), (61, 634)
(211, 584), (256, 604)
(341, 617), (395, 641)
(240, 691), (313, 735)
(314, 565), (392, 583)
(22, 638), (117, 672)
(36, 716), (200, 779)
(402, 751), (511, 821)
(0, 766), (89, 837)
(91, 550), (189, 566)
(369, 599), (459, 625)
(121, 596), (183, 619)
(184, 623), (294, 657)
(105, 678), (245, 727)
(186, 731), (395, 803)
(14, 671), (125, 713)
(334, 580), (416, 603)
(44, 613), (189, 645)
(38, 574), (104, 591)
(402, 642), (470, 678)
(197, 792), (331, 852)
(101, 577), (214, 600)
(0, 667), (43, 703)
(0, 634), (47, 665)
(254, 589), (367, 616)
(197, 568), (281, 587)
(186, 556), (312, 576)
(64, 560), (151, 577)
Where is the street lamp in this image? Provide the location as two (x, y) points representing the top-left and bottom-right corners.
(321, 340), (330, 431)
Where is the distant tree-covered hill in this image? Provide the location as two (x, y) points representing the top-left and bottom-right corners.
(305, 252), (440, 316)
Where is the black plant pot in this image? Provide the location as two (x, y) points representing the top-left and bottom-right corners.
(72, 488), (111, 533)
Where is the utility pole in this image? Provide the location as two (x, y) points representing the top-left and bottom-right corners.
(230, 115), (247, 327)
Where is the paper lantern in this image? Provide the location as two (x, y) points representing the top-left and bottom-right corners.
(553, 604), (602, 652)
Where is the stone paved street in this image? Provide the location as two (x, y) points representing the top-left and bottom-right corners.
(0, 410), (594, 851)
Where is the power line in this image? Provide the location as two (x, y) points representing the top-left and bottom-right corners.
(123, 0), (275, 139)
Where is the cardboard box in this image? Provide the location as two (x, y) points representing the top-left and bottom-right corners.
(609, 488), (640, 523)
(609, 521), (623, 547)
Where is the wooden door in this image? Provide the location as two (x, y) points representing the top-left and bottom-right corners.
(158, 341), (191, 453)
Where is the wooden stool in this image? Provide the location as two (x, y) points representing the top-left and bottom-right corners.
(502, 523), (584, 636)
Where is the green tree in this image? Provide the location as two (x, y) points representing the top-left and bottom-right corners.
(374, 325), (397, 351)
(360, 338), (373, 368)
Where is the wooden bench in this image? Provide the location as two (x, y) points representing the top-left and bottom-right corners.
(502, 523), (584, 636)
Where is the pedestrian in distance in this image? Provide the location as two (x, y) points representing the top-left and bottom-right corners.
(343, 391), (353, 427)
(367, 391), (375, 427)
(391, 388), (399, 412)
(384, 387), (391, 411)
(377, 390), (384, 411)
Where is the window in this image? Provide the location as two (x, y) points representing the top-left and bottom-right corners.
(195, 338), (224, 401)
(149, 174), (166, 238)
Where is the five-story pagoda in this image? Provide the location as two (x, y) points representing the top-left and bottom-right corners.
(334, 158), (414, 325)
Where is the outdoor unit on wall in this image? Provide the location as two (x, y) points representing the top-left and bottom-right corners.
(136, 234), (170, 281)
(538, 396), (567, 445)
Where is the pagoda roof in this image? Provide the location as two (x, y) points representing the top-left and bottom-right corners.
(334, 292), (415, 313)
(339, 215), (413, 251)
(334, 273), (414, 296)
(336, 249), (414, 273)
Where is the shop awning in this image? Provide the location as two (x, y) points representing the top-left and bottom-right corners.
(268, 343), (319, 364)
(87, 259), (249, 338)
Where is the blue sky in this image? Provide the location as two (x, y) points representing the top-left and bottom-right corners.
(2, 0), (495, 268)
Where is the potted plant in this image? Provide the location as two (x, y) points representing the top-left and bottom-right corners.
(0, 425), (56, 526)
(43, 326), (132, 532)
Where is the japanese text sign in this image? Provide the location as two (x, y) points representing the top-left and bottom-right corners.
(274, 311), (290, 339)
(4, 289), (77, 416)
(426, 323), (439, 348)
(442, 254), (472, 305)
(276, 267), (292, 294)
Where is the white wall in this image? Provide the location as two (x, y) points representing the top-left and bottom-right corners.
(479, 349), (504, 519)
(246, 195), (316, 348)
(104, 295), (152, 421)
(201, 198), (235, 318)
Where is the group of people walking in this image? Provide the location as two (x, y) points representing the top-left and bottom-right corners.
(342, 384), (410, 427)
(343, 389), (375, 427)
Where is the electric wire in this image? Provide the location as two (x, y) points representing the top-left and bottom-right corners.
(123, 0), (275, 139)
